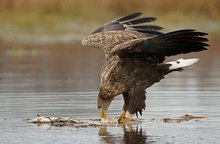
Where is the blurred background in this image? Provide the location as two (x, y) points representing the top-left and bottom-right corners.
(0, 0), (220, 43)
(0, 0), (219, 92)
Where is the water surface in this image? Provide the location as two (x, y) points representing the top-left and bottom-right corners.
(0, 41), (220, 144)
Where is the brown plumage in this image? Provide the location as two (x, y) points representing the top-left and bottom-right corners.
(82, 12), (208, 121)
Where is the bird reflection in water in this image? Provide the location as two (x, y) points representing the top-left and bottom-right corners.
(99, 124), (155, 144)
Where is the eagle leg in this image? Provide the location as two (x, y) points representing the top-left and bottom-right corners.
(119, 111), (126, 122)
(118, 92), (133, 123)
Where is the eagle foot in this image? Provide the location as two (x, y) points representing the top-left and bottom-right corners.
(118, 112), (133, 123)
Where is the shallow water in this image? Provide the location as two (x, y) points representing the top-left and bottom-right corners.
(0, 41), (220, 144)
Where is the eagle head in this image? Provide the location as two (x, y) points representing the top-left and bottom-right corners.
(97, 89), (114, 118)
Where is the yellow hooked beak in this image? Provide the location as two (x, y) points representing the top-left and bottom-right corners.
(99, 108), (107, 119)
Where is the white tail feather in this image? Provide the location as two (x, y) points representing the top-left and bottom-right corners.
(166, 58), (199, 70)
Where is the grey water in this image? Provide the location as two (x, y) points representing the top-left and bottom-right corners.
(0, 42), (220, 144)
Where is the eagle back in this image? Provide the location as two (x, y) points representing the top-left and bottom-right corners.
(82, 31), (145, 57)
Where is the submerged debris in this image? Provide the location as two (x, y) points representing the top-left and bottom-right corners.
(25, 114), (206, 127)
(25, 114), (143, 127)
(162, 114), (207, 123)
(150, 114), (207, 123)
(24, 114), (126, 127)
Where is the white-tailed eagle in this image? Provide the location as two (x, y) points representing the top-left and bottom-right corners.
(82, 12), (208, 122)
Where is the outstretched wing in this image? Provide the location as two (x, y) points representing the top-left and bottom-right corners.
(89, 12), (163, 36)
(111, 29), (208, 63)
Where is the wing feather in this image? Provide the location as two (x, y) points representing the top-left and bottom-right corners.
(121, 17), (157, 25)
(89, 12), (162, 36)
(111, 29), (208, 61)
(112, 12), (142, 22)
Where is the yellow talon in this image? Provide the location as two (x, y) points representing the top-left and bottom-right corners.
(119, 111), (133, 123)
(128, 114), (132, 121)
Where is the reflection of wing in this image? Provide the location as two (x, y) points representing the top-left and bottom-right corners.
(111, 29), (208, 63)
(89, 12), (163, 36)
(123, 126), (148, 144)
